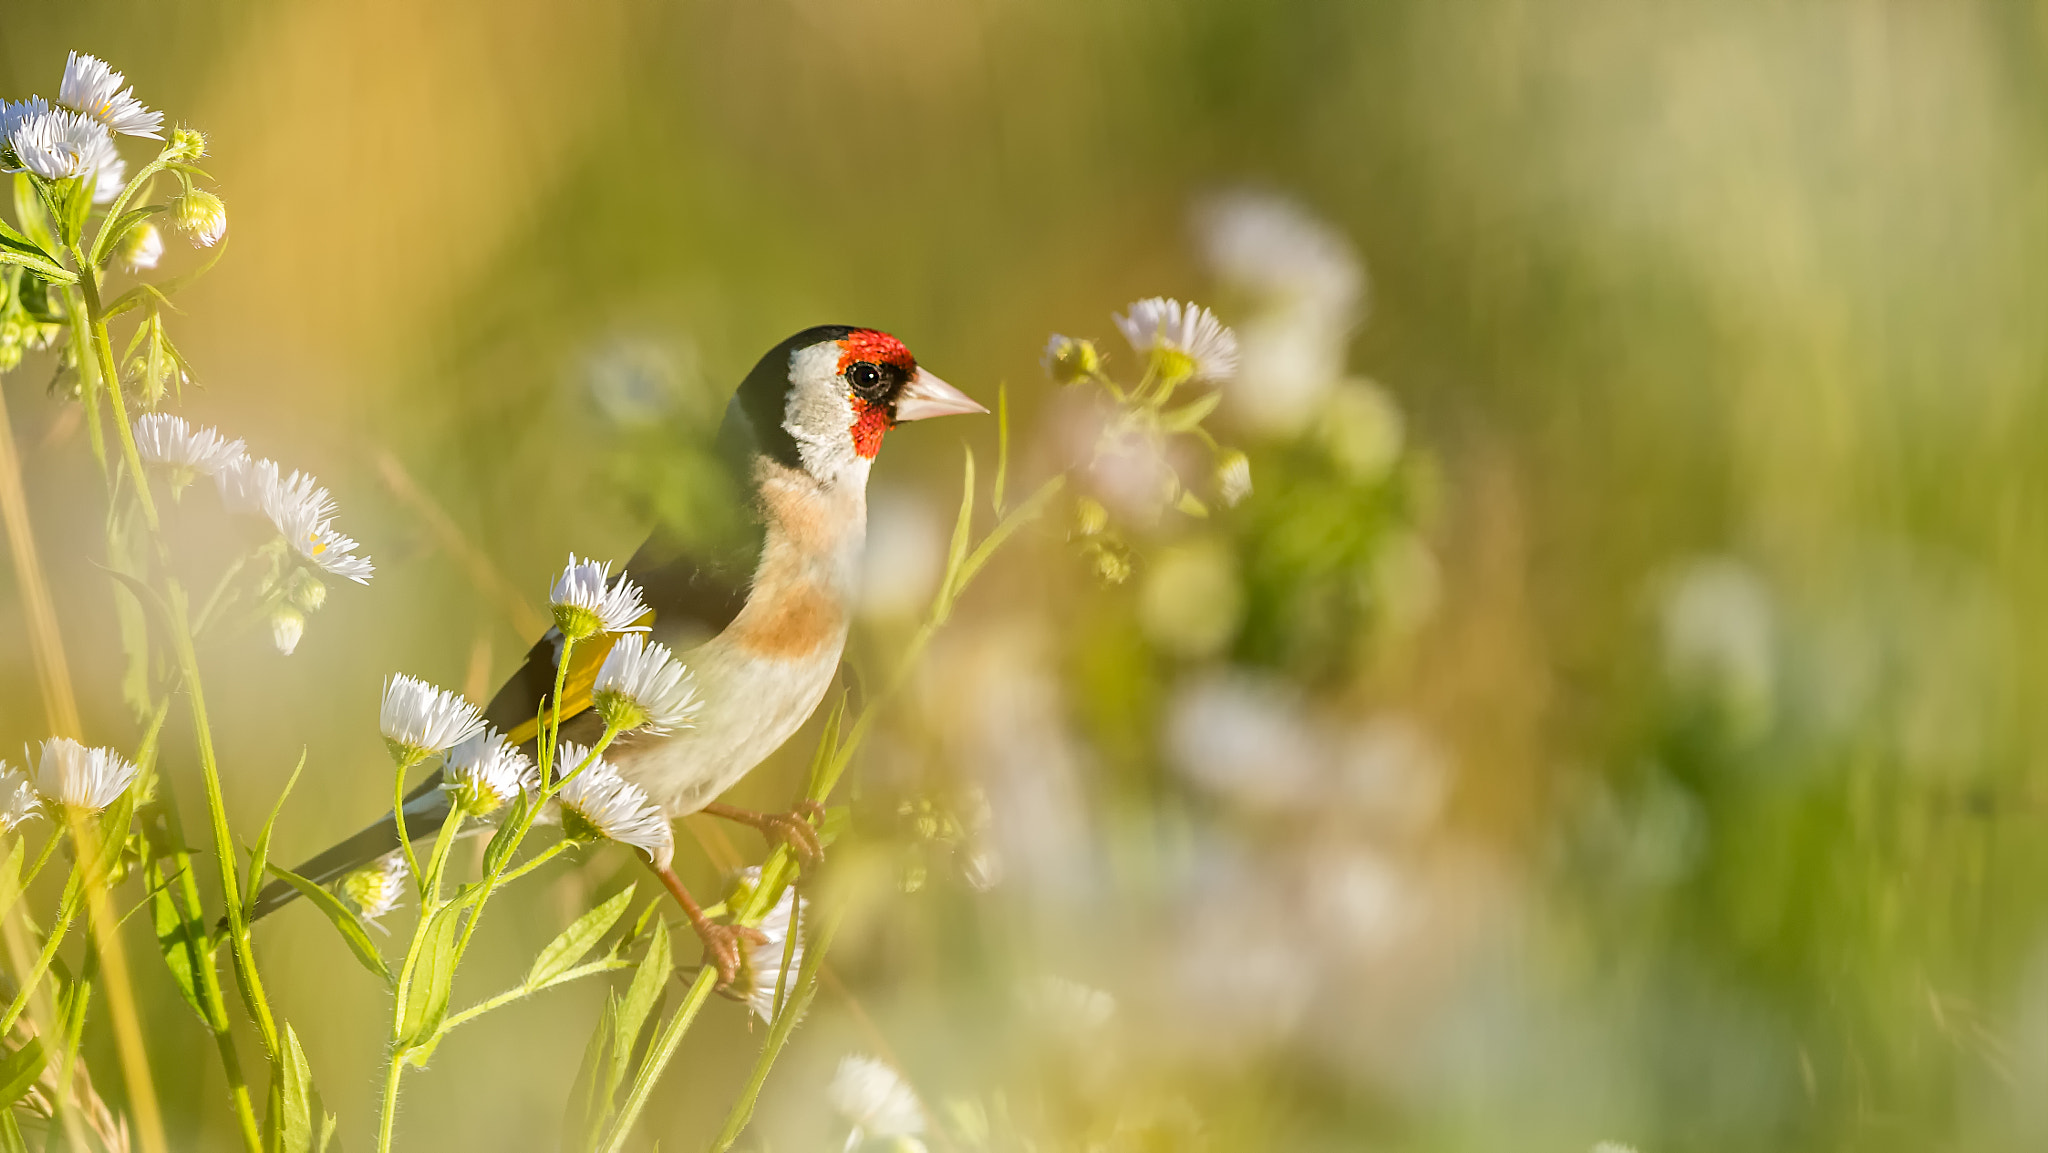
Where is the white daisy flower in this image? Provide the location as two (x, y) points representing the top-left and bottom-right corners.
(114, 221), (162, 272)
(379, 674), (484, 765)
(549, 555), (649, 640)
(339, 850), (409, 926)
(6, 106), (121, 186)
(58, 52), (164, 139)
(1113, 297), (1239, 383)
(729, 871), (807, 1021)
(133, 413), (245, 479)
(0, 766), (42, 833)
(171, 188), (226, 248)
(0, 98), (48, 142)
(30, 737), (138, 813)
(553, 745), (672, 867)
(443, 729), (535, 816)
(828, 1055), (925, 1146)
(215, 456), (374, 584)
(296, 521), (374, 584)
(591, 634), (700, 734)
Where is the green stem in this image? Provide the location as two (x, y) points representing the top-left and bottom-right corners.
(596, 968), (720, 1153)
(161, 782), (264, 1153)
(707, 903), (847, 1152)
(391, 749), (429, 895)
(377, 803), (462, 1153)
(375, 1055), (403, 1153)
(0, 870), (81, 1035)
(15, 829), (63, 898)
(71, 245), (157, 531)
(482, 838), (573, 891)
(165, 579), (281, 1063)
(63, 288), (109, 478)
(432, 957), (628, 1039)
(444, 723), (616, 972)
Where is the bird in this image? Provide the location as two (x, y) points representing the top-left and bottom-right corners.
(249, 325), (987, 984)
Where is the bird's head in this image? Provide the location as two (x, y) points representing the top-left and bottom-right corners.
(732, 325), (988, 488)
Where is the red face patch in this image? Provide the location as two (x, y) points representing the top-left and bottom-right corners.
(850, 396), (891, 459)
(840, 329), (916, 460)
(837, 329), (915, 375)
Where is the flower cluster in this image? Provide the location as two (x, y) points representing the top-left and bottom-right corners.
(1, 54), (163, 206)
(1042, 297), (1251, 578)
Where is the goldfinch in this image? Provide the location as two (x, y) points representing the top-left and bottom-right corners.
(254, 326), (986, 983)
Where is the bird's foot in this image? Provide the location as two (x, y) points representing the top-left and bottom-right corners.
(652, 861), (767, 989)
(702, 801), (826, 872)
(692, 919), (770, 990)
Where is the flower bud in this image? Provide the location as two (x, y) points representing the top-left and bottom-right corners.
(270, 607), (304, 655)
(1215, 449), (1252, 507)
(113, 222), (163, 272)
(287, 568), (328, 611)
(1041, 334), (1103, 385)
(171, 189), (227, 248)
(168, 127), (208, 162)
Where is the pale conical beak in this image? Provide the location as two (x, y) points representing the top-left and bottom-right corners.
(894, 367), (989, 421)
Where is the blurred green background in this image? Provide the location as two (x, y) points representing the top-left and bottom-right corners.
(6, 0), (2048, 1150)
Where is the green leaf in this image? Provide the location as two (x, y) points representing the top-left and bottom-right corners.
(266, 864), (392, 983)
(92, 787), (138, 883)
(1159, 389), (1224, 433)
(481, 793), (528, 878)
(279, 1025), (316, 1153)
(91, 204), (166, 269)
(608, 923), (670, 1098)
(246, 750), (307, 915)
(316, 1113), (339, 1153)
(12, 175), (55, 255)
(526, 885), (634, 991)
(0, 1038), (44, 1107)
(399, 901), (462, 1051)
(0, 1107), (28, 1153)
(567, 994), (619, 1152)
(931, 445), (977, 621)
(0, 247), (75, 285)
(146, 857), (212, 1024)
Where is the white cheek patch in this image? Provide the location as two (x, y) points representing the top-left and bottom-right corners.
(783, 343), (868, 486)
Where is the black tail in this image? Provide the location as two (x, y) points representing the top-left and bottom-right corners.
(245, 770), (452, 923)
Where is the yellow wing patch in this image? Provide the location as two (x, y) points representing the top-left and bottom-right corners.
(503, 630), (622, 747)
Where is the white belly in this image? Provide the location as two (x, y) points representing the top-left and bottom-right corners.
(607, 629), (846, 814)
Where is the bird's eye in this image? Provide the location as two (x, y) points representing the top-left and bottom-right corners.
(847, 362), (886, 398)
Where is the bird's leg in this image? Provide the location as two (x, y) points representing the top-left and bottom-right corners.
(651, 861), (764, 988)
(700, 801), (826, 871)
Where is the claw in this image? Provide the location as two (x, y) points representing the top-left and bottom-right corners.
(692, 920), (769, 989)
(702, 801), (827, 873)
